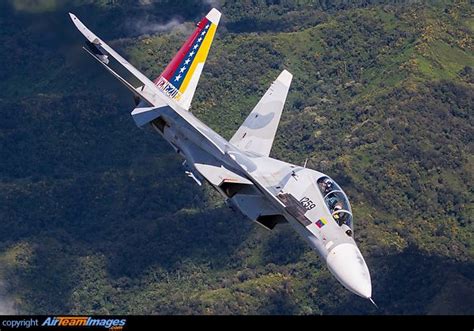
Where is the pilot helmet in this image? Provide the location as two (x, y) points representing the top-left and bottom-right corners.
(324, 178), (332, 187)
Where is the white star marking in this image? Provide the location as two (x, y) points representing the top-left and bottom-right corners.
(189, 51), (195, 56)
(193, 44), (199, 50)
(180, 66), (186, 73)
(184, 58), (190, 65)
(205, 24), (210, 29)
(197, 37), (202, 42)
(175, 74), (181, 81)
(201, 31), (206, 36)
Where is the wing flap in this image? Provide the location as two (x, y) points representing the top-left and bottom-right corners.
(83, 47), (160, 107)
(70, 13), (162, 101)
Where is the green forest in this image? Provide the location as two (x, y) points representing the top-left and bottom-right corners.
(0, 0), (472, 314)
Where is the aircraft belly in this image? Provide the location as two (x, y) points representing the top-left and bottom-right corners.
(230, 194), (279, 221)
(153, 113), (351, 257)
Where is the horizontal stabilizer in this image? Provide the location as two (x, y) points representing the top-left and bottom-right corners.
(255, 215), (287, 230)
(230, 70), (292, 157)
(194, 163), (252, 187)
(131, 106), (162, 127)
(230, 193), (286, 230)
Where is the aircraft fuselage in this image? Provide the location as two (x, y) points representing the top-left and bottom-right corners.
(145, 104), (372, 299)
(69, 8), (373, 302)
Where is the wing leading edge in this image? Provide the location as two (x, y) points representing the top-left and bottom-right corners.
(230, 70), (293, 157)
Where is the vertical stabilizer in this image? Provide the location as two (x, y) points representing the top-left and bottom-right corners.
(230, 70), (293, 157)
(154, 8), (221, 110)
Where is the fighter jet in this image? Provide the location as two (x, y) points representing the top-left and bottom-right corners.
(70, 8), (374, 303)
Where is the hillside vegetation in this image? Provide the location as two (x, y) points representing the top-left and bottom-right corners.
(0, 0), (472, 314)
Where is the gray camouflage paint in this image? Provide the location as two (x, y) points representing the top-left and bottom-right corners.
(70, 12), (372, 299)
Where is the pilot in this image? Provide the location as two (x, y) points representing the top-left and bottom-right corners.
(321, 178), (333, 194)
(333, 201), (344, 211)
(332, 204), (345, 226)
(327, 194), (338, 209)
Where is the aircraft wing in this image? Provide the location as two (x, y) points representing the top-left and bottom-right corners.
(229, 70), (293, 157)
(69, 13), (165, 106)
(70, 9), (220, 111)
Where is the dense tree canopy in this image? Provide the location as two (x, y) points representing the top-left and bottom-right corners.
(0, 0), (472, 314)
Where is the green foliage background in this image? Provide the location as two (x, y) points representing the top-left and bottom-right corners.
(0, 0), (472, 314)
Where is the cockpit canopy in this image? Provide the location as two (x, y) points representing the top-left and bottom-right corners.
(317, 176), (353, 229)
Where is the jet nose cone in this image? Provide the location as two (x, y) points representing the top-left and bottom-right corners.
(326, 243), (372, 298)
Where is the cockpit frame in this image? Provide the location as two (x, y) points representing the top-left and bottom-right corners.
(316, 176), (353, 229)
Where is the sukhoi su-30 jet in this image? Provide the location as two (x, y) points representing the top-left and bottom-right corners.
(70, 8), (375, 303)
